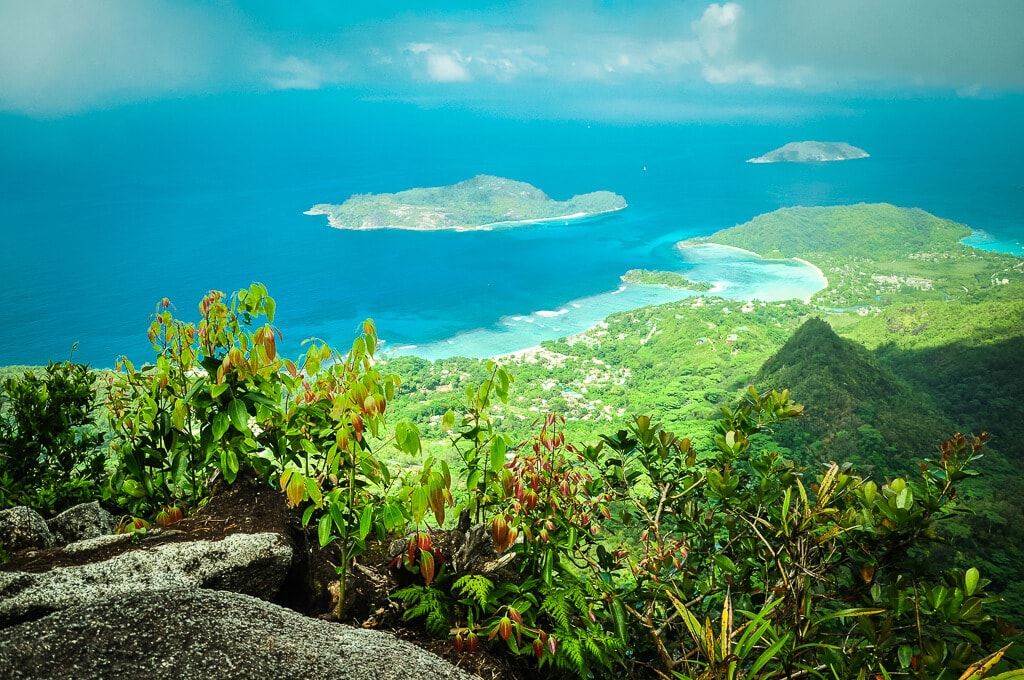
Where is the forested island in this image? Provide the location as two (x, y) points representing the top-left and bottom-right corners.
(620, 268), (714, 290)
(306, 174), (627, 231)
(747, 141), (869, 163)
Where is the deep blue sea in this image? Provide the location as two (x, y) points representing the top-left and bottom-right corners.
(1, 92), (1022, 367)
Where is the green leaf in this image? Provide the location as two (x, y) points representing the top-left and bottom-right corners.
(318, 512), (333, 547)
(382, 503), (406, 532)
(749, 632), (790, 676)
(965, 567), (980, 596)
(986, 671), (1024, 680)
(330, 502), (346, 534)
(359, 504), (373, 540)
(611, 598), (629, 646)
(221, 448), (239, 483)
(395, 421), (421, 455)
(489, 436), (507, 472)
(212, 412), (229, 441)
(817, 607), (887, 623)
(228, 399), (250, 435)
(304, 477), (323, 507)
(305, 346), (321, 376)
(122, 479), (146, 498)
(714, 555), (738, 575)
(411, 486), (428, 525)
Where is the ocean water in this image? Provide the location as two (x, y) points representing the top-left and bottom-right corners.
(1, 92), (1022, 367)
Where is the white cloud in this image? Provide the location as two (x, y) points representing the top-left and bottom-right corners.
(2, 1), (1021, 118)
(425, 52), (472, 82)
(692, 2), (742, 60)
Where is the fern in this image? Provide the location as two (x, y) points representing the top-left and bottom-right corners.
(543, 590), (572, 629)
(393, 584), (452, 637)
(560, 637), (587, 678)
(454, 574), (493, 611)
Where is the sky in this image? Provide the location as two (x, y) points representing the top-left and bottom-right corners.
(0, 0), (1022, 120)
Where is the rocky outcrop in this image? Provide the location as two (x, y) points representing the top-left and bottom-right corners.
(0, 532), (292, 627)
(45, 501), (116, 544)
(0, 587), (480, 680)
(0, 506), (54, 552)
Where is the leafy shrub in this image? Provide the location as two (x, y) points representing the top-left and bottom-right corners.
(0, 358), (105, 513)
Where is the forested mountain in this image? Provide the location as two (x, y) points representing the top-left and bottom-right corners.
(754, 317), (950, 476)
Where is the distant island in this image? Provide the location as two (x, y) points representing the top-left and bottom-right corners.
(747, 141), (869, 164)
(306, 175), (627, 231)
(621, 269), (714, 291)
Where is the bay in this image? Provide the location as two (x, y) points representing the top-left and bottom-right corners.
(1, 91), (1021, 367)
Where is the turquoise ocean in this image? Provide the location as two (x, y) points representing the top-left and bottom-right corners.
(1, 93), (1022, 367)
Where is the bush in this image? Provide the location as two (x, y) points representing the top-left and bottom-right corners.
(0, 358), (105, 513)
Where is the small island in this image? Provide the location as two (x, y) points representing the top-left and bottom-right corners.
(747, 141), (869, 164)
(306, 175), (627, 231)
(621, 269), (714, 291)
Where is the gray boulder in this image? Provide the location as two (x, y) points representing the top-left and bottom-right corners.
(0, 506), (53, 553)
(45, 501), (116, 544)
(0, 532), (292, 627)
(0, 588), (480, 680)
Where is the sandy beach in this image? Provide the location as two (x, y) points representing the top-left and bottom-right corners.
(304, 205), (626, 232)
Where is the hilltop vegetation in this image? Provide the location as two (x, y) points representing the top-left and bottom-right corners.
(306, 175), (627, 231)
(698, 203), (1021, 308)
(620, 269), (714, 290)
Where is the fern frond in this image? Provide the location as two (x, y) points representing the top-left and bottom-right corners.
(454, 574), (493, 610)
(568, 584), (591, 613)
(394, 584), (452, 637)
(392, 585), (427, 603)
(425, 605), (450, 637)
(543, 590), (572, 629)
(560, 637), (587, 678)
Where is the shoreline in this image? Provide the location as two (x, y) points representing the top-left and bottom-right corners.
(386, 240), (830, 363)
(304, 204), (627, 232)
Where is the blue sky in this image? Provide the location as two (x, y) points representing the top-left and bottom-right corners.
(1, 0), (1022, 120)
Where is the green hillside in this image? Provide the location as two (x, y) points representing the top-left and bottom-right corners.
(754, 317), (951, 476)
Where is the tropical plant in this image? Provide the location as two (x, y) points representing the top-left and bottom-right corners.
(588, 389), (1010, 678)
(0, 355), (105, 513)
(273, 324), (427, 619)
(105, 284), (284, 515)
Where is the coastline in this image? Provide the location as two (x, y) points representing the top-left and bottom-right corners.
(677, 242), (828, 303)
(391, 241), (830, 362)
(304, 204), (627, 232)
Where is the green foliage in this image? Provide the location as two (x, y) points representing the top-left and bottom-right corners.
(621, 269), (714, 291)
(0, 357), (105, 513)
(311, 175), (626, 230)
(103, 286), (427, 620)
(585, 393), (1010, 678)
(700, 203), (1021, 309)
(442, 361), (514, 523)
(105, 285), (285, 515)
(1, 277), (1018, 679)
(755, 317), (950, 476)
(394, 578), (454, 637)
